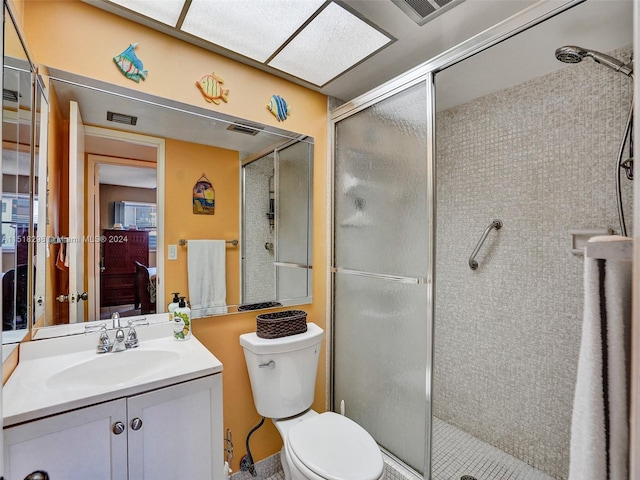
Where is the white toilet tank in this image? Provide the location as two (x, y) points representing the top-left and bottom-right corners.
(240, 322), (324, 419)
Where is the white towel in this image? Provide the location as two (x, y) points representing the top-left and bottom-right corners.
(568, 237), (631, 480)
(187, 240), (228, 318)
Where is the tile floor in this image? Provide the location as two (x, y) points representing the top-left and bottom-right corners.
(256, 417), (556, 480)
(431, 417), (556, 480)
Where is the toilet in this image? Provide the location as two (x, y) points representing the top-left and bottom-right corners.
(240, 322), (384, 480)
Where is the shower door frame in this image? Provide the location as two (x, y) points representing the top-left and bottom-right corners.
(328, 0), (593, 477)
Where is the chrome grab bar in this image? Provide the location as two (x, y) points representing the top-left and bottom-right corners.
(469, 219), (503, 270)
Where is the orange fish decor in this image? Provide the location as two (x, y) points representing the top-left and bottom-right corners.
(196, 73), (229, 104)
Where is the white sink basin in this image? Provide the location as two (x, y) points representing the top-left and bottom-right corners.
(46, 349), (181, 390)
(3, 319), (224, 427)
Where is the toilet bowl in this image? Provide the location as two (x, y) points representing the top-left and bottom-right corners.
(274, 410), (384, 480)
(239, 323), (384, 480)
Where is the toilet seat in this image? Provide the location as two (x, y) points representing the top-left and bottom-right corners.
(285, 412), (384, 480)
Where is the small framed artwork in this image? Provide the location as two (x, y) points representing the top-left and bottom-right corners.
(193, 173), (215, 215)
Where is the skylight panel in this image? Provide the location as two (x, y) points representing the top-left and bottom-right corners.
(106, 0), (186, 26)
(267, 2), (392, 86)
(180, 0), (326, 63)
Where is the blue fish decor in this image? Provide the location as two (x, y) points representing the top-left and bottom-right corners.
(113, 43), (148, 83)
(267, 95), (290, 121)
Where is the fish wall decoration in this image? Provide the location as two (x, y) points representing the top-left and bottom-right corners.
(196, 73), (229, 104)
(113, 43), (148, 83)
(267, 94), (290, 121)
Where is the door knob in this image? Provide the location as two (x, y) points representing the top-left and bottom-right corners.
(78, 292), (88, 301)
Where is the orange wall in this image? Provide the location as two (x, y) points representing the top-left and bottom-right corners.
(22, 0), (329, 470)
(163, 139), (241, 305)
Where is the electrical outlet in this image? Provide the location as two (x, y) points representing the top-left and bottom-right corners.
(168, 244), (178, 260)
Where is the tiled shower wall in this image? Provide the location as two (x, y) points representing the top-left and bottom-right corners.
(243, 155), (275, 303)
(433, 46), (633, 480)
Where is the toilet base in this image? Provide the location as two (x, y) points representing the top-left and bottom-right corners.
(273, 411), (384, 480)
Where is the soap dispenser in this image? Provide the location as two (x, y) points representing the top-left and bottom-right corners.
(173, 296), (192, 341)
(168, 292), (180, 321)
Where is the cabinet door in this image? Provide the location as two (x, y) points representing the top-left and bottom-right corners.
(127, 375), (223, 480)
(4, 399), (128, 480)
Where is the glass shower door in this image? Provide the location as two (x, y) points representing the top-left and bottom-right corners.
(332, 81), (432, 475)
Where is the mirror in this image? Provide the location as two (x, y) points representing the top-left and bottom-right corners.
(1, 5), (48, 347)
(34, 68), (313, 335)
(242, 140), (312, 307)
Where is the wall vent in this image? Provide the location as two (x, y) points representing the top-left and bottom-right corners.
(390, 0), (464, 26)
(3, 89), (19, 102)
(226, 122), (264, 136)
(107, 111), (138, 126)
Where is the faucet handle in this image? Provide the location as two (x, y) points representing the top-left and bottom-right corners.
(128, 317), (149, 327)
(125, 324), (140, 349)
(84, 322), (107, 334)
(96, 324), (113, 353)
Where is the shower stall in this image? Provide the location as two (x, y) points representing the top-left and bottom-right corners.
(330, 1), (633, 479)
(241, 140), (313, 306)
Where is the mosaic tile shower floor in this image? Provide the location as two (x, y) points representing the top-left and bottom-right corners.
(430, 417), (556, 480)
(257, 416), (557, 480)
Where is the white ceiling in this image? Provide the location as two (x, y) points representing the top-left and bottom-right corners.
(83, 0), (634, 102)
(86, 0), (547, 101)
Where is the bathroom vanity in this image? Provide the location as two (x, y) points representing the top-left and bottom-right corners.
(2, 318), (225, 480)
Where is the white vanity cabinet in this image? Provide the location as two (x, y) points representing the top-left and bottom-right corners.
(4, 375), (223, 480)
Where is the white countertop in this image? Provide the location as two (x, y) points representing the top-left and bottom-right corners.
(4, 320), (223, 427)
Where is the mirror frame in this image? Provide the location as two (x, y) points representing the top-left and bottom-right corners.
(2, 1), (41, 351)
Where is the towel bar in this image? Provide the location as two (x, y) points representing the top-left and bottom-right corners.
(469, 219), (502, 270)
(179, 239), (238, 246)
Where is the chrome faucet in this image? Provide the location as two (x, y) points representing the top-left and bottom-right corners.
(86, 315), (149, 354)
(111, 313), (126, 352)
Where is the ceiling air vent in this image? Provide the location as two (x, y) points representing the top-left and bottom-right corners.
(226, 122), (264, 136)
(391, 0), (465, 26)
(3, 89), (19, 102)
(107, 111), (138, 126)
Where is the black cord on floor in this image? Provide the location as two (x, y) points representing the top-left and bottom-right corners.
(239, 417), (266, 477)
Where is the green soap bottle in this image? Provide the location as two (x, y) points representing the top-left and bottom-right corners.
(173, 296), (192, 341)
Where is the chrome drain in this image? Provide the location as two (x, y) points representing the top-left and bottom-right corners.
(460, 476), (478, 480)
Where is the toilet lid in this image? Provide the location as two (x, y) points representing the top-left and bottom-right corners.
(287, 412), (383, 480)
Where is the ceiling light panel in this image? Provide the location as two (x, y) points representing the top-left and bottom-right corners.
(268, 2), (392, 86)
(106, 0), (186, 26)
(180, 0), (326, 63)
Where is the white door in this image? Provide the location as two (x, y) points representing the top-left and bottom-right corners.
(68, 101), (86, 323)
(33, 84), (49, 324)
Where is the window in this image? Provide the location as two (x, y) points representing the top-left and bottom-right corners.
(114, 201), (157, 250)
(1, 196), (37, 250)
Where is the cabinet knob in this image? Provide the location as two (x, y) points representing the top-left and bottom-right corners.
(130, 417), (143, 431)
(112, 421), (125, 435)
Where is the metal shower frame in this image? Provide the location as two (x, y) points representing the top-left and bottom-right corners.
(326, 0), (635, 478)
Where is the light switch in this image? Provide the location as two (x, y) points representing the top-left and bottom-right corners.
(168, 244), (178, 260)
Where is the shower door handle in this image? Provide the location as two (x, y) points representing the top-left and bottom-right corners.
(469, 219), (503, 270)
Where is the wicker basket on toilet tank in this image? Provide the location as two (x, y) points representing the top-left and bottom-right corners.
(256, 310), (307, 338)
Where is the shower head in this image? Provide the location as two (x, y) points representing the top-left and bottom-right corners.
(555, 45), (633, 77)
